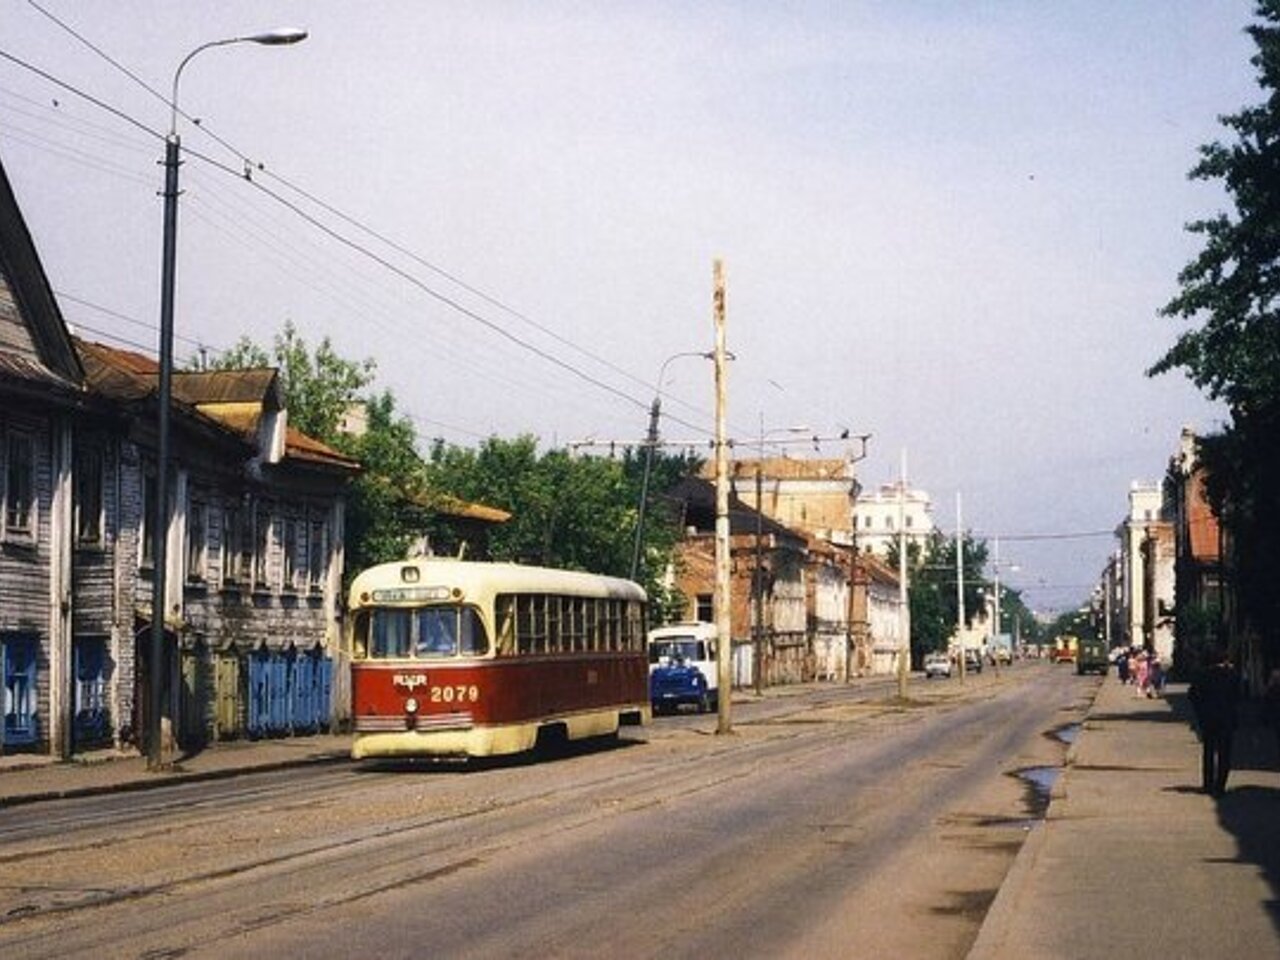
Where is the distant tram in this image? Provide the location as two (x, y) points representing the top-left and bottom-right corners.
(347, 558), (649, 759)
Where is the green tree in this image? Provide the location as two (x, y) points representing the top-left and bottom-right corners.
(891, 532), (989, 666)
(212, 320), (375, 443)
(1151, 2), (1280, 661)
(424, 437), (691, 604)
(341, 391), (434, 575)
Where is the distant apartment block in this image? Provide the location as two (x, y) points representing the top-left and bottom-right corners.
(855, 481), (936, 556)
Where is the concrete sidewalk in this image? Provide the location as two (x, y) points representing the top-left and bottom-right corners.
(0, 733), (352, 806)
(971, 675), (1280, 959)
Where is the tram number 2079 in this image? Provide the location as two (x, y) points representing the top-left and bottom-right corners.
(430, 684), (480, 705)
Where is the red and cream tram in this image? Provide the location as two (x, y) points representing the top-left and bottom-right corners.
(347, 558), (649, 759)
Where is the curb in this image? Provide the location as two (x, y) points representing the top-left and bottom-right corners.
(966, 678), (1104, 958)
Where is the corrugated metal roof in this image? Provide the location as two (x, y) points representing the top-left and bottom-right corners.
(76, 339), (153, 400)
(284, 425), (360, 471)
(0, 349), (80, 391)
(173, 368), (279, 406)
(73, 337), (358, 473)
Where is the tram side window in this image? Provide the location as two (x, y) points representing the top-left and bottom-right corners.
(545, 596), (561, 653)
(625, 601), (645, 651)
(599, 601), (619, 655)
(566, 597), (586, 652)
(495, 596), (517, 655)
(584, 600), (599, 652)
(372, 609), (412, 658)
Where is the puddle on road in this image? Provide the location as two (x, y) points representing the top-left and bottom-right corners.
(1051, 723), (1081, 745)
(1013, 765), (1061, 818)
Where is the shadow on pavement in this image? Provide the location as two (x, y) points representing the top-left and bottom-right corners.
(1168, 688), (1280, 940)
(1216, 784), (1280, 939)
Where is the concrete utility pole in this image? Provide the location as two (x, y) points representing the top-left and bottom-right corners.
(712, 260), (733, 735)
(897, 449), (909, 699)
(991, 537), (1002, 678)
(956, 492), (966, 683)
(754, 445), (765, 696)
(630, 395), (662, 582)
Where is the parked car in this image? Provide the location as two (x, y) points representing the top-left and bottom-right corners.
(649, 660), (715, 714)
(963, 649), (983, 674)
(924, 652), (952, 679)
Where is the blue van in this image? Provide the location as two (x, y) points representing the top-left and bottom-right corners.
(647, 623), (719, 714)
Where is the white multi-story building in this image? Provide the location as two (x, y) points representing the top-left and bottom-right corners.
(1118, 481), (1175, 661)
(855, 481), (935, 557)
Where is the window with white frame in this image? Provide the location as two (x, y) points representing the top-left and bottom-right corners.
(4, 431), (35, 540)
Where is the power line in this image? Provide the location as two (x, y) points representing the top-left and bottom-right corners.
(975, 529), (1116, 542)
(8, 9), (722, 438)
(0, 47), (161, 140)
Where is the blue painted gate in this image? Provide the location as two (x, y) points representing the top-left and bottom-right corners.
(72, 636), (111, 750)
(2, 635), (39, 750)
(247, 645), (332, 737)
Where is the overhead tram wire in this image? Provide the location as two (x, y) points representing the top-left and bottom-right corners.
(0, 121), (153, 185)
(0, 88), (154, 156)
(975, 529), (1117, 543)
(180, 141), (717, 436)
(56, 291), (218, 353)
(0, 47), (161, 141)
(2, 41), (725, 441)
(14, 7), (720, 436)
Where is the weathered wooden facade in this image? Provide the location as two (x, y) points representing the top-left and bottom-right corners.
(1, 155), (358, 759)
(0, 157), (90, 757)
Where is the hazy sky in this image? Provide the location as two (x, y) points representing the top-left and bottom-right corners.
(0, 1), (1260, 613)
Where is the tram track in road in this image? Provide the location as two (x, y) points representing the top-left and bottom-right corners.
(0, 766), (365, 855)
(0, 667), (1085, 959)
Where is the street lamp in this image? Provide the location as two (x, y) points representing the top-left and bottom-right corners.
(631, 350), (716, 582)
(149, 27), (308, 771)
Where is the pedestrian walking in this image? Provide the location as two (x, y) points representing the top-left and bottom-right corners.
(1134, 651), (1150, 697)
(1188, 645), (1240, 797)
(1147, 657), (1165, 698)
(1117, 650), (1130, 685)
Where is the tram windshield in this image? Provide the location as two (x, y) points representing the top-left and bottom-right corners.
(357, 605), (490, 659)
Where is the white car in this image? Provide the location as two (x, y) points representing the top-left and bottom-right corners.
(924, 652), (952, 679)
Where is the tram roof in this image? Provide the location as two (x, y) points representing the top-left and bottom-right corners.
(350, 558), (647, 604)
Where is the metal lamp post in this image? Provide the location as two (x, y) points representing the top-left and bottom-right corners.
(630, 350), (715, 582)
(148, 27), (307, 771)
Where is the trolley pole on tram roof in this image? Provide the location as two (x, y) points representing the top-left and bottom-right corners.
(712, 260), (734, 736)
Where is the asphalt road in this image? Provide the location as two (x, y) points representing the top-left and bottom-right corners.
(0, 661), (1098, 959)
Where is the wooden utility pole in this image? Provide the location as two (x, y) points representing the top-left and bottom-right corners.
(713, 260), (733, 735)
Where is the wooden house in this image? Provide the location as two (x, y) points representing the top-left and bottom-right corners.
(1, 154), (357, 758)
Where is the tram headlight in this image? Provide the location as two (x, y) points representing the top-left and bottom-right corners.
(405, 697), (419, 714)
